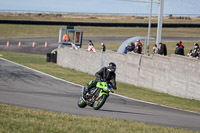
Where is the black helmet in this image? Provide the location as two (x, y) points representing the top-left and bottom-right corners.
(108, 62), (116, 72)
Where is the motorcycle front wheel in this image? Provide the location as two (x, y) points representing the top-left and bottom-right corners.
(78, 97), (87, 108)
(93, 95), (107, 110)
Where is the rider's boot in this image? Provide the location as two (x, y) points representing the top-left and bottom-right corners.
(83, 81), (95, 99)
(83, 87), (88, 95)
(82, 87), (89, 99)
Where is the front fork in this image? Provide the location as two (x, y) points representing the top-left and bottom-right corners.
(81, 86), (86, 96)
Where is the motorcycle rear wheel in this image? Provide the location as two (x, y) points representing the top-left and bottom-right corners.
(93, 95), (107, 110)
(78, 97), (87, 108)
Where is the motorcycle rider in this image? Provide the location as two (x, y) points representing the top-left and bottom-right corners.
(83, 62), (117, 97)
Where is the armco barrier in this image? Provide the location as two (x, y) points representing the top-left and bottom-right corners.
(1, 20), (200, 27)
(57, 46), (200, 100)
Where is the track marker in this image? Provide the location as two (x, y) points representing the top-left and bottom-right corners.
(18, 41), (21, 47)
(6, 41), (9, 47)
(44, 41), (47, 47)
(32, 41), (36, 47)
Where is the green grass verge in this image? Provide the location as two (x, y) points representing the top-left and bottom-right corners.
(1, 51), (200, 114)
(1, 24), (200, 39)
(1, 104), (198, 133)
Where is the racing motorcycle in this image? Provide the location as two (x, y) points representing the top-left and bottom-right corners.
(78, 80), (113, 110)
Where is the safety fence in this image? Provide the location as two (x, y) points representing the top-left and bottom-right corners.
(1, 20), (200, 28)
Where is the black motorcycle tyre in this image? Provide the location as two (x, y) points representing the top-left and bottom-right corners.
(78, 97), (87, 108)
(93, 94), (107, 110)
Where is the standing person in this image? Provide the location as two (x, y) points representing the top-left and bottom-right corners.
(159, 42), (167, 56)
(101, 42), (106, 52)
(175, 43), (184, 55)
(62, 32), (70, 42)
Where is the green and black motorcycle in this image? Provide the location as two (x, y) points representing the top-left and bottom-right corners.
(78, 80), (114, 110)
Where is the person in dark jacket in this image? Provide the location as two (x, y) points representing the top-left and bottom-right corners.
(83, 62), (117, 96)
(175, 43), (184, 55)
(159, 42), (167, 56)
(101, 42), (106, 52)
(124, 42), (135, 54)
(189, 43), (199, 58)
(134, 41), (142, 54)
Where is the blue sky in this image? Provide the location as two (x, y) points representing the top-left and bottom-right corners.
(0, 0), (199, 16)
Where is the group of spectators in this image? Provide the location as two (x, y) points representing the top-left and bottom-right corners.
(87, 40), (106, 53)
(124, 40), (167, 55)
(124, 39), (200, 60)
(153, 42), (167, 56)
(124, 39), (143, 54)
(153, 41), (200, 60)
(64, 32), (200, 60)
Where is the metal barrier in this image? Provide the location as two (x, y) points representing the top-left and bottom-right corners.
(1, 20), (200, 27)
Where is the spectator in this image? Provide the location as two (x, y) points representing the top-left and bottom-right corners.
(175, 43), (184, 55)
(124, 42), (135, 54)
(158, 42), (167, 56)
(129, 42), (135, 52)
(153, 44), (158, 55)
(197, 49), (200, 60)
(136, 39), (143, 52)
(134, 41), (142, 54)
(62, 32), (70, 42)
(189, 43), (199, 58)
(187, 50), (193, 57)
(88, 40), (94, 47)
(88, 44), (96, 52)
(101, 42), (106, 52)
(178, 41), (184, 48)
(87, 40), (96, 52)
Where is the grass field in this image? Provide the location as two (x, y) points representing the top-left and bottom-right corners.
(1, 24), (200, 38)
(1, 104), (199, 133)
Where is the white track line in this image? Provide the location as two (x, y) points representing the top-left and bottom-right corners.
(0, 57), (82, 87)
(1, 57), (200, 115)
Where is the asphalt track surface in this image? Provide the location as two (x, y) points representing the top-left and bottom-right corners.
(0, 58), (200, 131)
(1, 36), (200, 55)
